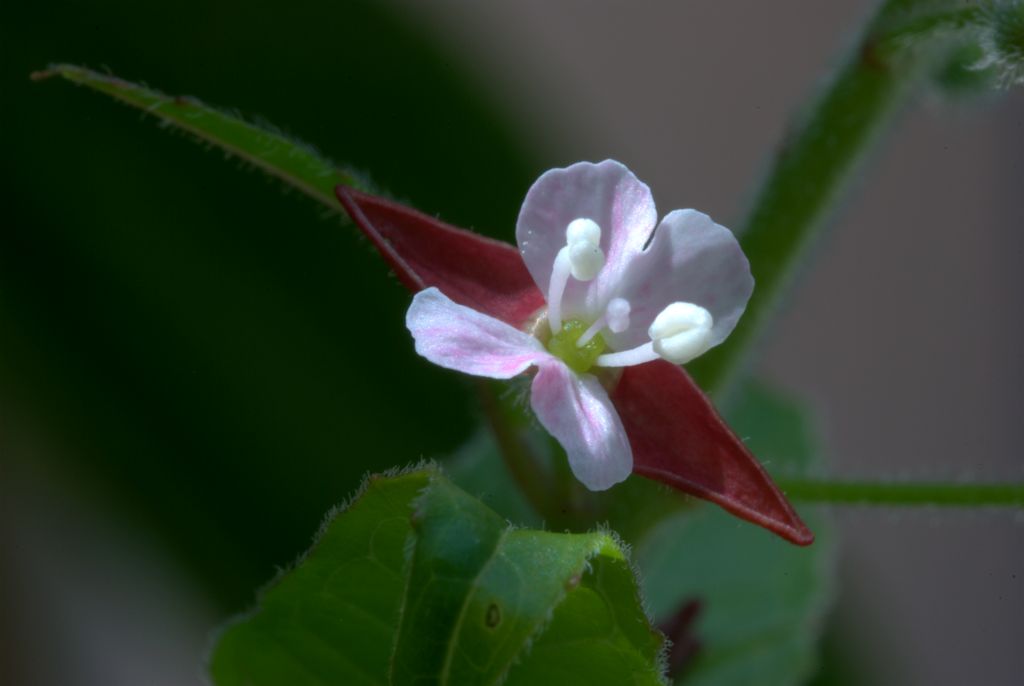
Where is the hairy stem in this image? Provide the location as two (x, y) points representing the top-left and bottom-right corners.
(689, 0), (985, 397)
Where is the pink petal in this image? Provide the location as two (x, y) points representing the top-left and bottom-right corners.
(516, 160), (657, 320)
(407, 288), (551, 379)
(611, 360), (813, 545)
(606, 209), (754, 352)
(530, 361), (633, 491)
(336, 186), (545, 328)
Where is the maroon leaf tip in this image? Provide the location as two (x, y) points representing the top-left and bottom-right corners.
(335, 186), (544, 328)
(612, 360), (814, 546)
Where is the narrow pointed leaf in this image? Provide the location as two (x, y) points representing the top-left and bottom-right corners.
(33, 64), (363, 209)
(210, 467), (666, 686)
(611, 361), (813, 546)
(637, 381), (835, 686)
(336, 186), (545, 327)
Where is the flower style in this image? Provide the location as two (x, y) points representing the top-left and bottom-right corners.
(336, 161), (812, 545)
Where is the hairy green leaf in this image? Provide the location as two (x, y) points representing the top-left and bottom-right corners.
(33, 64), (364, 210)
(210, 467), (666, 686)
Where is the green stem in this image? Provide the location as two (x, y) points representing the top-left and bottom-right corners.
(688, 0), (982, 397)
(474, 381), (552, 513)
(779, 479), (1024, 507)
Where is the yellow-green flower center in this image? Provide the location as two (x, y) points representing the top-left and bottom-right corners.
(546, 319), (606, 373)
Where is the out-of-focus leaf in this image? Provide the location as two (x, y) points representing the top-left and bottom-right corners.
(446, 427), (543, 528)
(636, 381), (836, 686)
(210, 467), (666, 686)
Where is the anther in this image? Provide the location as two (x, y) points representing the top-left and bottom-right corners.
(605, 298), (630, 333)
(648, 302), (713, 364)
(548, 218), (606, 333)
(594, 301), (713, 368)
(568, 240), (604, 280)
(566, 217), (601, 245)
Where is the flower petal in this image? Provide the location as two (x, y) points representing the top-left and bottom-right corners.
(337, 186), (545, 328)
(611, 360), (813, 545)
(606, 209), (753, 352)
(407, 287), (550, 379)
(516, 160), (657, 320)
(530, 362), (632, 491)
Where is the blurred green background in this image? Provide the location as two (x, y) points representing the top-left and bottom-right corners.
(1, 0), (540, 609)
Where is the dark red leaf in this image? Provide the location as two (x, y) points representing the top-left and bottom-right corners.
(335, 186), (545, 328)
(612, 360), (814, 545)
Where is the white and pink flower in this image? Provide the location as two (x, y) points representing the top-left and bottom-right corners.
(336, 161), (812, 545)
(406, 160), (752, 491)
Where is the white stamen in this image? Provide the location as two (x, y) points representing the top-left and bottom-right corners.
(649, 302), (713, 364)
(566, 217), (601, 245)
(548, 218), (607, 333)
(568, 239), (604, 280)
(577, 297), (631, 348)
(595, 342), (659, 367)
(547, 247), (572, 332)
(605, 297), (631, 333)
(595, 301), (713, 368)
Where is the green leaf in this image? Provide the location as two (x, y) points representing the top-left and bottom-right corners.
(636, 382), (836, 686)
(32, 64), (365, 211)
(210, 466), (666, 686)
(210, 469), (429, 685)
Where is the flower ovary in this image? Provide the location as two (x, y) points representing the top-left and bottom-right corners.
(547, 319), (606, 373)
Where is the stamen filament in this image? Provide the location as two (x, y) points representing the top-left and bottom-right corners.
(595, 342), (660, 368)
(547, 247), (571, 333)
